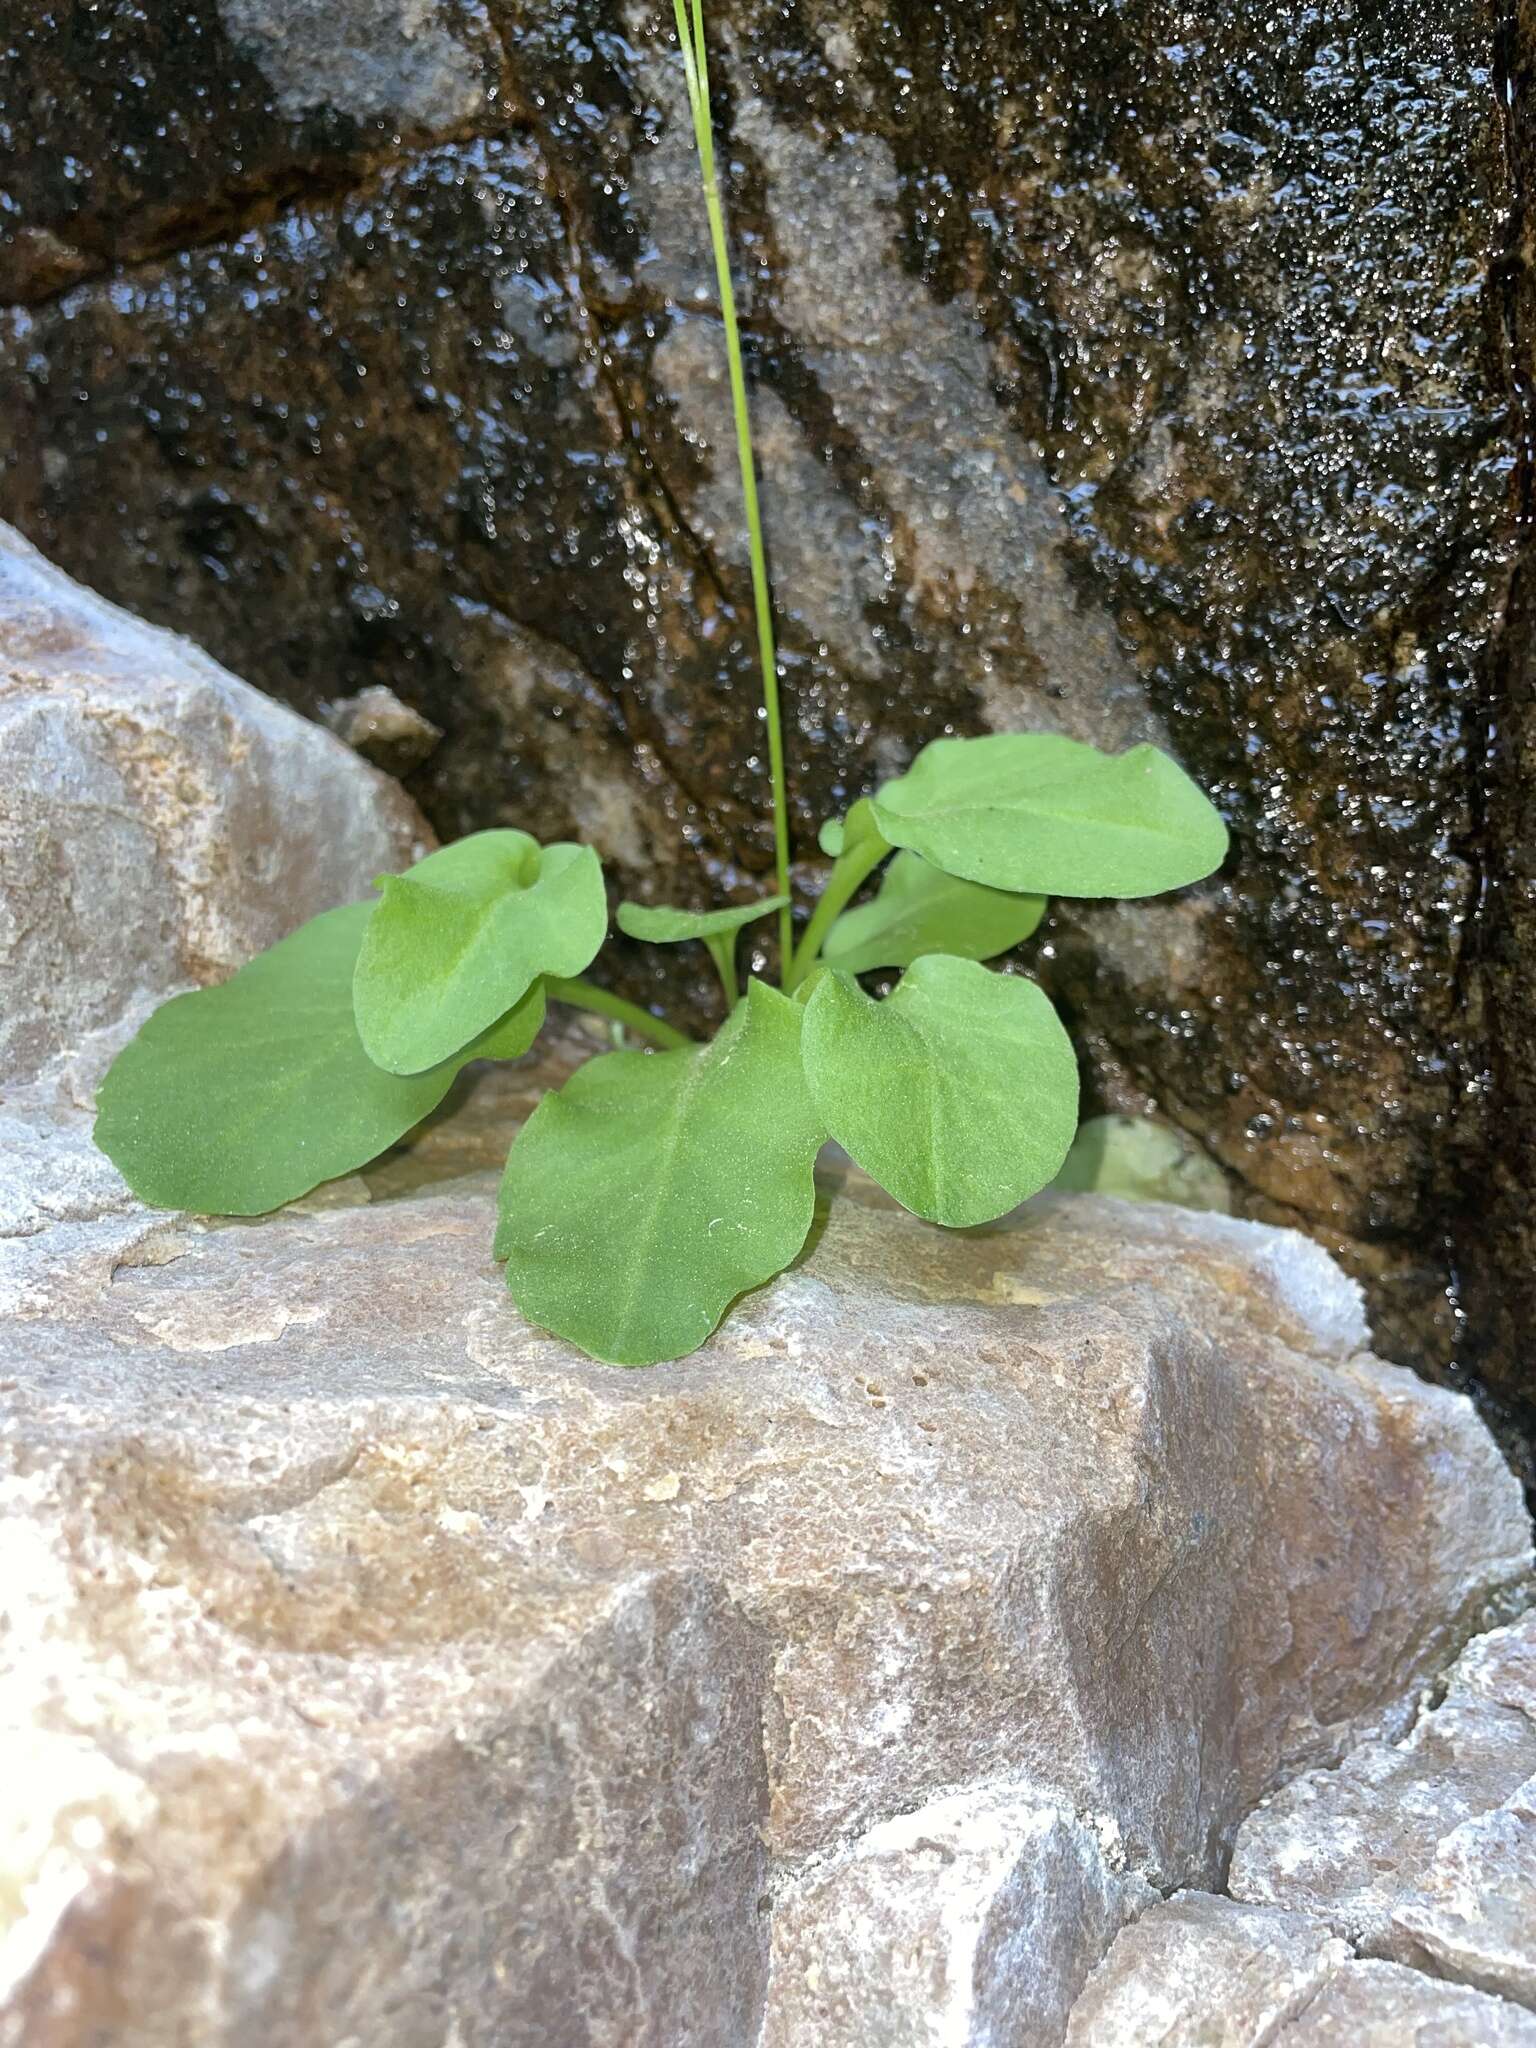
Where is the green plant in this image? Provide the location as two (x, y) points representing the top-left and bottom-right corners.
(92, 3), (1229, 1366)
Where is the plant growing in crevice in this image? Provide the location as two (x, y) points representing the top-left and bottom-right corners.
(93, 1), (1228, 1365)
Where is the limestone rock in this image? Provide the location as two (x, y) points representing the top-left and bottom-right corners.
(322, 681), (444, 775)
(1063, 1892), (1348, 2046)
(217, 0), (503, 133)
(1228, 1611), (1536, 1958)
(1393, 1777), (1536, 2008)
(0, 520), (428, 1087)
(1275, 1960), (1536, 2045)
(1227, 1701), (1536, 1953)
(1, 1116), (1529, 2042)
(1449, 1610), (1536, 1721)
(761, 1786), (1154, 2048)
(1066, 1895), (1536, 2047)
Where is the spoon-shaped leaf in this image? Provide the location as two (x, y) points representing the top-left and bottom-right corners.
(354, 830), (606, 1074)
(616, 895), (789, 943)
(821, 851), (1045, 976)
(497, 979), (825, 1365)
(801, 955), (1078, 1226)
(869, 735), (1228, 898)
(94, 903), (545, 1216)
(818, 797), (885, 859)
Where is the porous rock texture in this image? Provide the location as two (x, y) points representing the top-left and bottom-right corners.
(1066, 1893), (1536, 2046)
(759, 1786), (1156, 2048)
(1063, 1893), (1349, 2046)
(0, 518), (428, 1088)
(1228, 1608), (1536, 2009)
(3, 1038), (1531, 2043)
(2, 0), (1533, 1397)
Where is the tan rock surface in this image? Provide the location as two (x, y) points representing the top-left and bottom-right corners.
(2, 1092), (1529, 2044)
(761, 1785), (1154, 2048)
(0, 519), (428, 1087)
(1064, 1892), (1347, 2046)
(1275, 1959), (1536, 2045)
(1226, 1698), (1536, 1953)
(1066, 1894), (1536, 2047)
(1229, 1609), (1536, 1965)
(1393, 1776), (1536, 2008)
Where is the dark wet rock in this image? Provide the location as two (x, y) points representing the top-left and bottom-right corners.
(0, 0), (1527, 1395)
(0, 0), (507, 300)
(1468, 3), (1536, 1448)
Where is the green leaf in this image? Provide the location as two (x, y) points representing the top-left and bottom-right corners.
(818, 797), (884, 860)
(497, 979), (825, 1365)
(94, 904), (544, 1216)
(821, 851), (1046, 976)
(473, 983), (548, 1062)
(801, 955), (1078, 1226)
(868, 735), (1228, 898)
(616, 894), (789, 943)
(354, 830), (606, 1074)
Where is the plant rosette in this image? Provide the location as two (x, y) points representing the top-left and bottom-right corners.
(90, 0), (1229, 1366)
(94, 733), (1226, 1365)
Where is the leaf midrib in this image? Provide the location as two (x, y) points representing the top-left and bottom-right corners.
(609, 1046), (716, 1354)
(879, 790), (1191, 843)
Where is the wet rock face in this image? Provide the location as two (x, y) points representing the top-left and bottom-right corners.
(0, 0), (1520, 1386)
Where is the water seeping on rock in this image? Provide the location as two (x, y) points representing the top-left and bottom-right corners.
(2, 0), (1536, 1445)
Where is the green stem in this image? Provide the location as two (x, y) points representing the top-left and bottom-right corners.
(704, 935), (740, 1009)
(673, 0), (794, 984)
(544, 978), (694, 1051)
(784, 836), (888, 991)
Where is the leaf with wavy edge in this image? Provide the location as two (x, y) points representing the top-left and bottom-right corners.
(801, 954), (1078, 1225)
(497, 979), (824, 1365)
(868, 735), (1228, 898)
(95, 903), (544, 1215)
(354, 829), (605, 1074)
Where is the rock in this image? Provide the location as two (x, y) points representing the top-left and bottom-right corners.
(1, 1103), (1529, 2041)
(1064, 1892), (1349, 2046)
(761, 1786), (1154, 2048)
(1052, 1115), (1233, 1214)
(1468, 0), (1536, 1453)
(0, 1), (1520, 1385)
(1393, 1778), (1536, 2008)
(1273, 1960), (1536, 2046)
(0, 520), (431, 1336)
(1448, 1610), (1536, 1720)
(1227, 1701), (1536, 1953)
(0, 520), (428, 1088)
(0, 0), (508, 297)
(322, 682), (443, 775)
(1228, 1610), (1536, 1958)
(1065, 1895), (1536, 2046)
